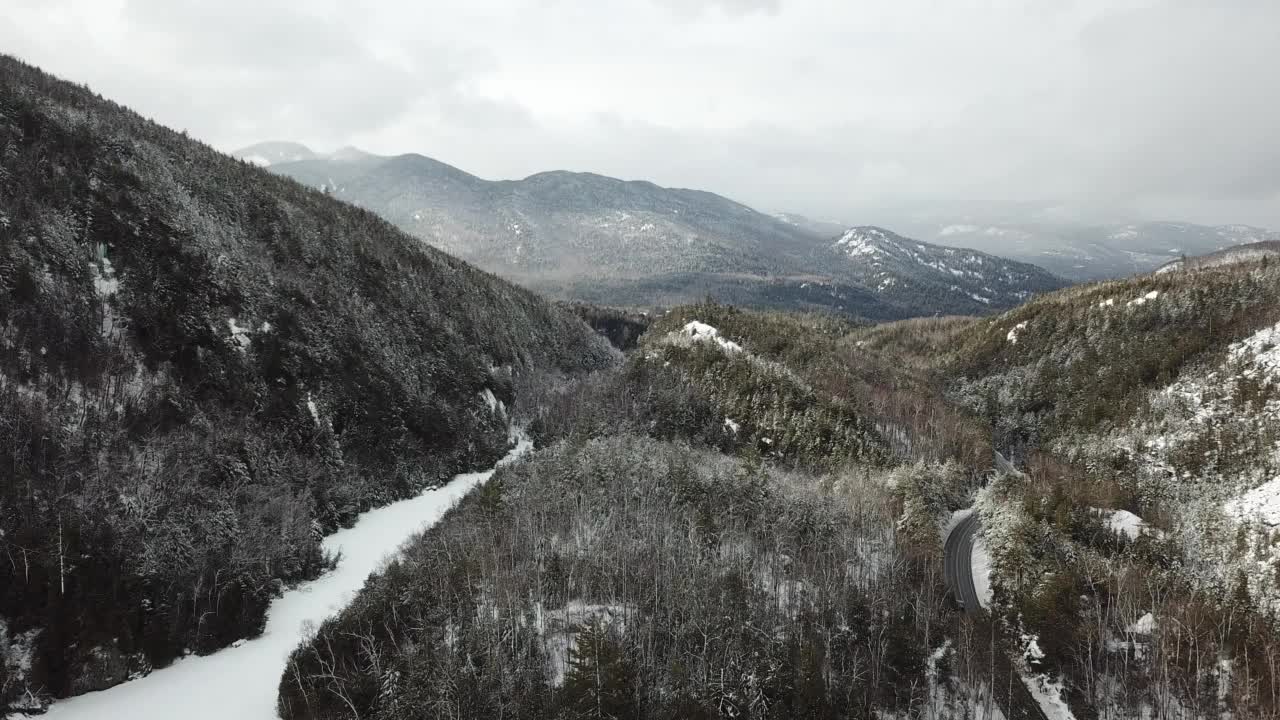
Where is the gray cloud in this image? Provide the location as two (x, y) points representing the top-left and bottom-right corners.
(4, 0), (1278, 227)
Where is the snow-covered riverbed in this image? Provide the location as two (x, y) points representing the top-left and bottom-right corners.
(37, 435), (532, 720)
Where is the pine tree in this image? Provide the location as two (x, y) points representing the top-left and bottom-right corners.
(559, 622), (640, 720)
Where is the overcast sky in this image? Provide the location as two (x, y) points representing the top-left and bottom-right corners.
(5, 0), (1278, 228)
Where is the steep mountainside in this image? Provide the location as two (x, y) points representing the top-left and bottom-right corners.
(0, 55), (613, 710)
(928, 220), (1278, 280)
(240, 144), (1066, 320)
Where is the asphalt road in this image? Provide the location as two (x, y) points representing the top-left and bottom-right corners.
(944, 511), (982, 612)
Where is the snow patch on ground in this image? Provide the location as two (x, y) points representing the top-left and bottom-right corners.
(1006, 321), (1028, 345)
(305, 393), (320, 426)
(91, 257), (119, 297)
(971, 535), (993, 609)
(537, 601), (634, 688)
(1225, 476), (1280, 527)
(226, 318), (252, 351)
(1127, 612), (1157, 635)
(38, 435), (534, 720)
(723, 417), (740, 434)
(1127, 290), (1160, 307)
(1021, 673), (1078, 720)
(670, 321), (743, 353)
(1101, 509), (1148, 539)
(480, 388), (505, 416)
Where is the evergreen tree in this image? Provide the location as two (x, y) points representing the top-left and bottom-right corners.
(560, 622), (640, 720)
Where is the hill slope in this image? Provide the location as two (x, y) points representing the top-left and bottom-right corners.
(1155, 239), (1280, 273)
(239, 144), (1067, 319)
(0, 55), (613, 709)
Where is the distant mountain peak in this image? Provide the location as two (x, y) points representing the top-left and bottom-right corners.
(233, 141), (317, 166)
(232, 141), (379, 167)
(834, 226), (904, 257)
(926, 220), (1280, 280)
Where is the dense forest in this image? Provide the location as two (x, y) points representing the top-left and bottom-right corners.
(277, 301), (1006, 719)
(0, 54), (613, 710)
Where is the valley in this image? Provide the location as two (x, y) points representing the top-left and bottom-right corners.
(4, 13), (1280, 719)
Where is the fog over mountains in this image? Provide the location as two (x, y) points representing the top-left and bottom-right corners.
(920, 220), (1280, 281)
(237, 142), (1066, 320)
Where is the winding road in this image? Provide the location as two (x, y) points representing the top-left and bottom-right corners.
(944, 511), (982, 612)
(944, 509), (1053, 720)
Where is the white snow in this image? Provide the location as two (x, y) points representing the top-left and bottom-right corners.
(242, 154), (271, 167)
(971, 535), (993, 609)
(1020, 673), (1078, 720)
(1103, 509), (1147, 539)
(1023, 635), (1045, 663)
(1225, 476), (1280, 527)
(1127, 612), (1157, 635)
(1097, 298), (1115, 308)
(1006, 321), (1028, 345)
(38, 435), (533, 720)
(723, 417), (740, 434)
(91, 257), (119, 297)
(1127, 290), (1160, 307)
(1231, 319), (1280, 376)
(834, 227), (889, 257)
(305, 393), (320, 426)
(227, 318), (252, 351)
(480, 388), (505, 416)
(672, 321), (743, 353)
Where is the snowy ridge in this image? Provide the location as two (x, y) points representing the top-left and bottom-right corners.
(830, 226), (1059, 312)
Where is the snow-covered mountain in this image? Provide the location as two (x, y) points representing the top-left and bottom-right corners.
(240, 143), (1065, 320)
(827, 226), (1064, 315)
(927, 221), (1280, 280)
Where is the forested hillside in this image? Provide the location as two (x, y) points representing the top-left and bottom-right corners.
(0, 55), (614, 711)
(941, 257), (1280, 717)
(280, 253), (1280, 720)
(277, 299), (1022, 719)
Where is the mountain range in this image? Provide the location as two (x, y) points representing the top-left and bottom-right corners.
(234, 142), (1067, 320)
(919, 220), (1280, 280)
